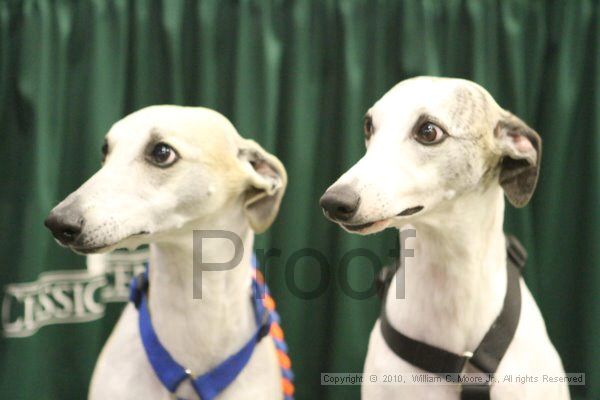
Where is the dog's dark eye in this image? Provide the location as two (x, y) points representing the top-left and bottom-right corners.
(415, 122), (446, 145)
(101, 141), (109, 162)
(364, 115), (374, 140)
(149, 143), (178, 167)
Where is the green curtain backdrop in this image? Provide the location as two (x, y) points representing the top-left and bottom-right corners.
(1, 0), (598, 399)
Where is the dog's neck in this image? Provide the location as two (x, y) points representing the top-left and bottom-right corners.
(387, 185), (509, 354)
(146, 204), (257, 375)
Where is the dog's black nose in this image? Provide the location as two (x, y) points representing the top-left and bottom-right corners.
(44, 210), (84, 245)
(320, 185), (360, 221)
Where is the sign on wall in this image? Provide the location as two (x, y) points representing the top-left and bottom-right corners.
(2, 249), (148, 338)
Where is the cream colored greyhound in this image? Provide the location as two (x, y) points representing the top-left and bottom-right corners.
(320, 77), (569, 399)
(44, 106), (287, 399)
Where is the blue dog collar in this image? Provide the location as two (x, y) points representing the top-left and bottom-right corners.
(129, 256), (293, 400)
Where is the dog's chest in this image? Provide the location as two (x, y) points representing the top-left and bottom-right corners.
(362, 289), (569, 400)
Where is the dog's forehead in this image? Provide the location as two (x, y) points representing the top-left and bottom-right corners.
(370, 77), (497, 137)
(106, 105), (240, 151)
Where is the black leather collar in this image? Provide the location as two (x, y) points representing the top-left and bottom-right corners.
(377, 235), (526, 399)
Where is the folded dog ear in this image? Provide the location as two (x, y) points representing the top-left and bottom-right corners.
(495, 112), (542, 208)
(238, 140), (287, 233)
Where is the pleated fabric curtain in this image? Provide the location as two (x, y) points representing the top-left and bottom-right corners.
(0, 1), (598, 399)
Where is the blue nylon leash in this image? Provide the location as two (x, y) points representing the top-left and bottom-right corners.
(129, 258), (281, 400)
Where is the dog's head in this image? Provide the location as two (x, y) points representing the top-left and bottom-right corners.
(320, 76), (541, 234)
(45, 106), (287, 254)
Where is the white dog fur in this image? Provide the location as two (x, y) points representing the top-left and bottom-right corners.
(45, 106), (287, 399)
(321, 77), (569, 399)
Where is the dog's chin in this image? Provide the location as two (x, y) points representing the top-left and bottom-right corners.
(340, 219), (391, 235)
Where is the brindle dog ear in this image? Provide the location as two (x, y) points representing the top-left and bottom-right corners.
(237, 140), (287, 233)
(495, 112), (542, 208)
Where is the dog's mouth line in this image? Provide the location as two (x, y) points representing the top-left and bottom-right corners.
(397, 205), (424, 216)
(71, 245), (111, 255)
(69, 230), (151, 254)
(328, 206), (425, 232)
(342, 221), (377, 231)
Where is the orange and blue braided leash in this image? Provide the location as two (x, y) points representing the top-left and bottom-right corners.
(252, 256), (295, 400)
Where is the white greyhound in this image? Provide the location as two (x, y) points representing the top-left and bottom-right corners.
(44, 106), (289, 400)
(320, 77), (569, 399)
